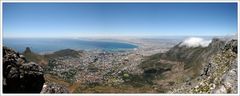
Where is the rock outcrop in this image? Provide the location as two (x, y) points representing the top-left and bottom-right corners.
(41, 82), (69, 93)
(24, 47), (32, 54)
(169, 39), (238, 94)
(22, 47), (48, 65)
(193, 39), (238, 93)
(3, 46), (45, 93)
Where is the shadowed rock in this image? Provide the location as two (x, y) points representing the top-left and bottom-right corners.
(3, 46), (45, 93)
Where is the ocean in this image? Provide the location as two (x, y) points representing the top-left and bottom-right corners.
(3, 38), (138, 54)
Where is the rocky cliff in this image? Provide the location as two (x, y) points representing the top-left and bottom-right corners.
(3, 46), (45, 93)
(192, 39), (237, 93)
(3, 46), (69, 93)
(169, 39), (238, 93)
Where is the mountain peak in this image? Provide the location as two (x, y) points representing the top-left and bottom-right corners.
(24, 47), (32, 53)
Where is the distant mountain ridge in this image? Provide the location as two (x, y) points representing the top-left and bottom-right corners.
(23, 47), (48, 66)
(45, 49), (82, 58)
(22, 48), (84, 66)
(140, 38), (225, 78)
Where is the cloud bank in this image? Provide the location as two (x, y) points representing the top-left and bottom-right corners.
(180, 37), (212, 47)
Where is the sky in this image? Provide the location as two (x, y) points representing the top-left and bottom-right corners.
(3, 3), (238, 38)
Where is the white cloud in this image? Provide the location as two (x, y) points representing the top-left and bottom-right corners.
(180, 37), (212, 47)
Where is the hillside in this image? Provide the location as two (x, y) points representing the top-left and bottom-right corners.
(44, 49), (83, 59)
(22, 47), (48, 66)
(139, 38), (237, 93)
(140, 38), (224, 81)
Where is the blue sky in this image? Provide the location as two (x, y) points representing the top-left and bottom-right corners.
(3, 3), (237, 38)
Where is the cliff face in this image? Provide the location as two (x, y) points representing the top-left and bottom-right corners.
(192, 39), (237, 93)
(3, 46), (45, 93)
(169, 39), (238, 93)
(3, 46), (70, 93)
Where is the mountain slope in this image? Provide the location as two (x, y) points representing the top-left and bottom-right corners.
(22, 47), (48, 66)
(140, 38), (225, 79)
(192, 39), (237, 93)
(139, 38), (237, 93)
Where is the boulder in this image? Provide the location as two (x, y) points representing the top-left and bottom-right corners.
(3, 46), (45, 93)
